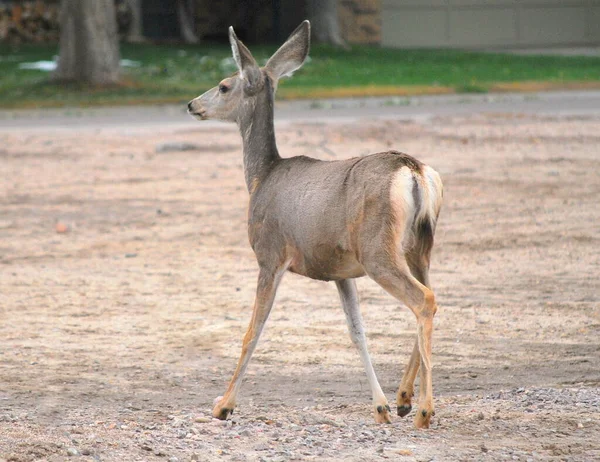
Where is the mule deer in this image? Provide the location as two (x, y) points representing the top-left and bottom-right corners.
(187, 20), (443, 428)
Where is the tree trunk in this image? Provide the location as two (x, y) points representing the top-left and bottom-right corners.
(176, 0), (198, 44)
(126, 0), (144, 43)
(306, 0), (347, 48)
(54, 0), (120, 85)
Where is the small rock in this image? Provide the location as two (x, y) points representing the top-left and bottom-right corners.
(316, 417), (340, 427)
(171, 418), (186, 427)
(155, 142), (201, 153)
(194, 416), (210, 423)
(211, 419), (229, 426)
(66, 447), (79, 456)
(477, 412), (485, 421)
(191, 454), (200, 461)
(168, 458), (179, 462)
(56, 222), (69, 234)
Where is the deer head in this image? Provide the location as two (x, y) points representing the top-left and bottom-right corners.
(187, 20), (310, 123)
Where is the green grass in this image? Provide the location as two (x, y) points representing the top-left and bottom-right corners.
(1, 42), (600, 108)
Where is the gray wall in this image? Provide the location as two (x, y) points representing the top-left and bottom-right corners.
(382, 0), (600, 49)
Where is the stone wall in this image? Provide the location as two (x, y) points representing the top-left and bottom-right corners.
(339, 0), (381, 44)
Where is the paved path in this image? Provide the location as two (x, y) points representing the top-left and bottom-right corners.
(1, 90), (599, 132)
(502, 46), (600, 57)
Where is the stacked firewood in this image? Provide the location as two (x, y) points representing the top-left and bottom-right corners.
(0, 0), (132, 44)
(0, 1), (60, 44)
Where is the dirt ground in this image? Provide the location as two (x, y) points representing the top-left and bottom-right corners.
(1, 109), (599, 462)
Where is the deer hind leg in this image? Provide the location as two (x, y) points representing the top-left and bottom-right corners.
(397, 250), (432, 418)
(212, 264), (286, 420)
(336, 279), (392, 424)
(397, 338), (419, 418)
(365, 257), (437, 429)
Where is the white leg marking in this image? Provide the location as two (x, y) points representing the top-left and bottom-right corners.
(336, 279), (387, 404)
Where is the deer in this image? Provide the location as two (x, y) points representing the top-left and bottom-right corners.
(187, 20), (443, 428)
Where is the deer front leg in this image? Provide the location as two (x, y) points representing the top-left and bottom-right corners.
(336, 279), (392, 424)
(212, 265), (285, 420)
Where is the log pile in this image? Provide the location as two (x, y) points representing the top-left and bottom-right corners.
(0, 1), (60, 44)
(0, 0), (131, 44)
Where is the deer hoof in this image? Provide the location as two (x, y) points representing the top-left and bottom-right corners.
(397, 389), (413, 417)
(397, 404), (412, 417)
(374, 404), (392, 424)
(212, 396), (235, 420)
(414, 408), (435, 429)
(213, 405), (234, 420)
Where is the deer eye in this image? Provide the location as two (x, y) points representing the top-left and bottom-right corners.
(219, 84), (229, 94)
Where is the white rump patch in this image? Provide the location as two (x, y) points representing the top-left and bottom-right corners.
(422, 165), (443, 221)
(390, 165), (443, 252)
(390, 166), (416, 249)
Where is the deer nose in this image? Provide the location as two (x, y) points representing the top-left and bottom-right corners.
(187, 101), (193, 112)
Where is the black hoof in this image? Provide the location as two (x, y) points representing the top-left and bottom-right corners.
(377, 404), (391, 414)
(216, 408), (232, 420)
(397, 404), (412, 417)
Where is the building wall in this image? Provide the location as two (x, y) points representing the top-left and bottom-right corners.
(382, 0), (600, 49)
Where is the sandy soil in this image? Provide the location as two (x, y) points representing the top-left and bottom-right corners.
(1, 111), (599, 462)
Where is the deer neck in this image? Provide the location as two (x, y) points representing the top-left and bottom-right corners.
(238, 77), (280, 192)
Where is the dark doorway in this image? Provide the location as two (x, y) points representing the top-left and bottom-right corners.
(142, 0), (179, 39)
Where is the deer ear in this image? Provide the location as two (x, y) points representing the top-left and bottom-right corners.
(265, 20), (310, 81)
(229, 26), (262, 91)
